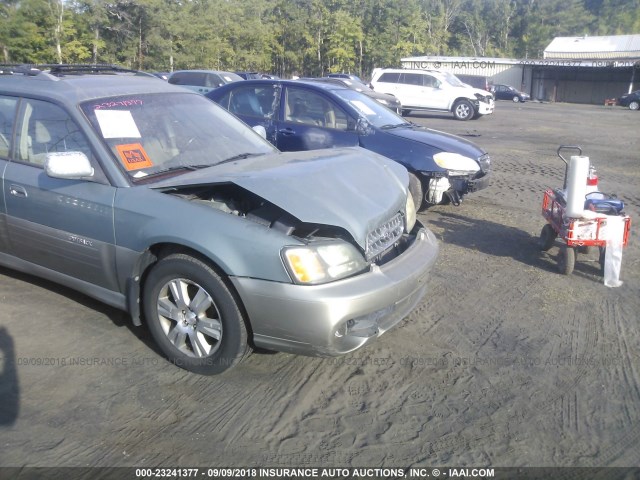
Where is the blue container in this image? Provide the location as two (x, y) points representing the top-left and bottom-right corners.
(584, 192), (624, 215)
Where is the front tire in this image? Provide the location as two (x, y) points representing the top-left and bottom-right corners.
(408, 172), (424, 212)
(539, 224), (557, 251)
(512, 95), (520, 103)
(401, 109), (411, 116)
(557, 245), (576, 275)
(453, 100), (474, 121)
(143, 253), (251, 375)
(629, 101), (639, 111)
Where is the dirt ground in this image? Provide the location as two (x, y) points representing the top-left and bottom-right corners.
(1, 101), (639, 473)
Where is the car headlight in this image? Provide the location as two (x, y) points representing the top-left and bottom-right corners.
(405, 193), (417, 232)
(282, 242), (367, 285)
(433, 152), (481, 176)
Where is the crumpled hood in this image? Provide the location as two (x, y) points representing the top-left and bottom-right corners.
(153, 147), (408, 249)
(386, 124), (486, 160)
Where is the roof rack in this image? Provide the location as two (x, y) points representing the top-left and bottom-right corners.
(0, 64), (42, 76)
(46, 64), (146, 76)
(0, 63), (151, 78)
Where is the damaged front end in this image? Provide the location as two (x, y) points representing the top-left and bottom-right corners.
(163, 180), (418, 282)
(424, 152), (491, 206)
(160, 179), (437, 357)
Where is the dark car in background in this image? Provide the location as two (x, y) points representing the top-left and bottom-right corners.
(617, 90), (640, 110)
(207, 79), (491, 209)
(168, 69), (242, 94)
(492, 84), (530, 102)
(301, 77), (402, 114)
(235, 71), (263, 80)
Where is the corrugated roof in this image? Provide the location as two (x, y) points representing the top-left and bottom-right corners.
(544, 35), (640, 59)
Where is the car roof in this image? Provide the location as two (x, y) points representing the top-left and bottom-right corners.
(0, 64), (197, 104)
(374, 68), (437, 74)
(171, 69), (236, 74)
(214, 78), (349, 92)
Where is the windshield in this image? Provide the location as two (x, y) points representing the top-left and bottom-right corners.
(341, 79), (370, 92)
(81, 93), (276, 182)
(440, 72), (466, 87)
(332, 89), (406, 128)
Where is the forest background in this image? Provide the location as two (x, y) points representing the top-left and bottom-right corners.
(1, 0), (639, 79)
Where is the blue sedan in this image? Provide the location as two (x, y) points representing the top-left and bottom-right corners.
(206, 80), (491, 209)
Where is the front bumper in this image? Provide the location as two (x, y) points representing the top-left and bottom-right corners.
(476, 99), (494, 115)
(450, 170), (491, 194)
(230, 225), (439, 357)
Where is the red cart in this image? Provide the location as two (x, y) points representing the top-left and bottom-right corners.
(539, 146), (631, 275)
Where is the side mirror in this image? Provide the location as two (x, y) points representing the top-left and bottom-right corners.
(355, 117), (372, 136)
(45, 152), (94, 179)
(252, 125), (267, 139)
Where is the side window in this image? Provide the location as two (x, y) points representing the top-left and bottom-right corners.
(284, 88), (349, 130)
(0, 96), (18, 159)
(228, 85), (277, 119)
(169, 72), (205, 87)
(423, 75), (439, 88)
(168, 72), (184, 85)
(401, 73), (423, 86)
(216, 91), (232, 110)
(378, 72), (400, 84)
(16, 99), (95, 167)
(205, 73), (222, 88)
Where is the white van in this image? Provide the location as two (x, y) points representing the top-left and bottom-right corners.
(370, 68), (494, 120)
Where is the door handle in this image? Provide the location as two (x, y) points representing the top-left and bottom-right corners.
(278, 128), (295, 135)
(9, 184), (27, 198)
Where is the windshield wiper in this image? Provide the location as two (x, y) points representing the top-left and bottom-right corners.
(215, 152), (264, 167)
(380, 122), (412, 130)
(131, 164), (211, 182)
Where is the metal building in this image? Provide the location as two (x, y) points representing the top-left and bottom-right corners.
(400, 56), (532, 93)
(400, 34), (640, 105)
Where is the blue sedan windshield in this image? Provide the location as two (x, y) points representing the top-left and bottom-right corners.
(332, 89), (407, 128)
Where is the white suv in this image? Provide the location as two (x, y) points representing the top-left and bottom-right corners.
(370, 68), (494, 120)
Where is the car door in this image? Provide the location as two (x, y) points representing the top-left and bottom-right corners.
(0, 96), (19, 255)
(417, 73), (450, 110)
(3, 97), (119, 290)
(373, 72), (401, 98)
(218, 83), (280, 144)
(275, 85), (359, 151)
(495, 85), (508, 100)
(397, 73), (426, 108)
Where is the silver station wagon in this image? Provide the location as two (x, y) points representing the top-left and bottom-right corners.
(0, 64), (439, 374)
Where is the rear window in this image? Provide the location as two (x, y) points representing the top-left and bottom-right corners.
(377, 72), (400, 83)
(168, 72), (205, 87)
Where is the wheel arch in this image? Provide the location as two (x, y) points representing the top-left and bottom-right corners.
(125, 242), (251, 333)
(450, 96), (477, 111)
